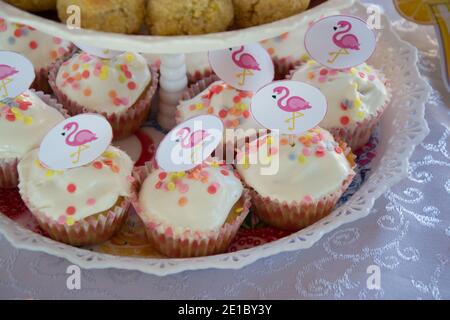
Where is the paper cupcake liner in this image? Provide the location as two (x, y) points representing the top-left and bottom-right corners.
(20, 191), (131, 246)
(287, 67), (392, 150)
(248, 142), (356, 231)
(131, 162), (252, 258)
(272, 56), (304, 80)
(0, 90), (69, 189)
(187, 68), (214, 85)
(31, 44), (77, 94)
(49, 58), (159, 140)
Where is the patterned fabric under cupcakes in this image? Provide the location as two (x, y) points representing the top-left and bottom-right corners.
(17, 146), (134, 246)
(0, 90), (66, 188)
(0, 16), (73, 93)
(132, 160), (251, 258)
(289, 61), (390, 150)
(50, 51), (158, 140)
(236, 128), (356, 231)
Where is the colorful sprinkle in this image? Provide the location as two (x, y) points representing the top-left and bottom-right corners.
(67, 183), (76, 193)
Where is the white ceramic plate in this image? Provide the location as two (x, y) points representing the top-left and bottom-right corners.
(0, 3), (430, 276)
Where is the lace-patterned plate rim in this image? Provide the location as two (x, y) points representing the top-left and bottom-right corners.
(0, 3), (431, 276)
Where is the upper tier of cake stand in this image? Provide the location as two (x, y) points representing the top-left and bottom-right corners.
(0, 0), (354, 54)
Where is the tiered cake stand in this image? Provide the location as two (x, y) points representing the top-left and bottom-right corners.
(0, 0), (430, 275)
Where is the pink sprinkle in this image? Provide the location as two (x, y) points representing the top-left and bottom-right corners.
(359, 72), (365, 78)
(53, 37), (62, 44)
(93, 69), (100, 77)
(121, 98), (129, 105)
(329, 69), (338, 75)
(318, 76), (327, 83)
(368, 74), (375, 81)
(58, 47), (67, 55)
(178, 183), (189, 194)
(311, 135), (320, 143)
(303, 195), (313, 203)
(302, 148), (311, 156)
(86, 198), (96, 206)
(58, 215), (66, 225)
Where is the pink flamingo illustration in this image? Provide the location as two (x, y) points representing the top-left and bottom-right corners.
(62, 122), (98, 164)
(175, 127), (210, 163)
(327, 20), (360, 64)
(272, 86), (311, 131)
(0, 65), (18, 98)
(230, 46), (261, 86)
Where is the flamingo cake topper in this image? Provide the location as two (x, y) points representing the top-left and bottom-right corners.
(304, 15), (376, 69)
(39, 114), (113, 170)
(209, 43), (274, 92)
(0, 51), (35, 101)
(272, 86), (312, 131)
(251, 80), (327, 136)
(327, 20), (361, 64)
(156, 115), (224, 173)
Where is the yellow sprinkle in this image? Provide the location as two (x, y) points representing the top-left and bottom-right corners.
(352, 82), (359, 90)
(238, 103), (248, 111)
(307, 60), (316, 66)
(46, 170), (54, 177)
(125, 53), (135, 63)
(177, 172), (186, 178)
(354, 98), (362, 108)
(300, 53), (309, 62)
(350, 68), (358, 75)
(364, 65), (372, 73)
(82, 63), (89, 70)
(102, 151), (117, 159)
(66, 217), (75, 226)
(210, 162), (220, 168)
(267, 136), (273, 145)
(99, 73), (108, 81)
(357, 111), (365, 119)
(24, 116), (33, 125)
(118, 75), (126, 83)
(235, 207), (244, 213)
(10, 107), (20, 115)
(298, 155), (307, 164)
(195, 103), (204, 110)
(167, 182), (176, 191)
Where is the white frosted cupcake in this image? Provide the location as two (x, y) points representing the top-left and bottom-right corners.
(236, 128), (356, 231)
(0, 90), (66, 188)
(0, 16), (73, 93)
(50, 51), (158, 140)
(290, 61), (390, 150)
(18, 146), (134, 246)
(133, 161), (251, 257)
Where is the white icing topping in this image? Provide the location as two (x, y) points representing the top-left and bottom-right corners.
(0, 17), (72, 70)
(291, 62), (388, 128)
(260, 9), (340, 61)
(138, 165), (243, 232)
(0, 90), (65, 159)
(55, 52), (151, 115)
(236, 128), (354, 203)
(18, 146), (133, 225)
(177, 81), (264, 133)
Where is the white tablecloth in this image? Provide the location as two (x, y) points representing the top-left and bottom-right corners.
(0, 1), (449, 300)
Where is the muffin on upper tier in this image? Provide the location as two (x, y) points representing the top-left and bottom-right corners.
(5, 0), (56, 12)
(57, 0), (146, 34)
(233, 0), (310, 28)
(146, 0), (234, 35)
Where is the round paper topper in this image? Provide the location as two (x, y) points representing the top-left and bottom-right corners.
(209, 43), (274, 92)
(251, 80), (327, 135)
(304, 15), (376, 69)
(0, 51), (35, 100)
(39, 114), (113, 170)
(75, 43), (123, 59)
(156, 115), (224, 173)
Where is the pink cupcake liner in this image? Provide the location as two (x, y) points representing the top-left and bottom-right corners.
(20, 189), (131, 246)
(131, 162), (252, 258)
(0, 90), (69, 189)
(247, 142), (356, 231)
(288, 66), (392, 151)
(49, 58), (159, 140)
(187, 68), (214, 85)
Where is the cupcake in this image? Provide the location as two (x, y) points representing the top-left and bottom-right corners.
(177, 79), (265, 152)
(4, 0), (56, 12)
(133, 161), (251, 257)
(146, 0), (234, 35)
(143, 52), (212, 84)
(233, 0), (310, 28)
(236, 128), (356, 231)
(17, 146), (134, 246)
(0, 17), (73, 93)
(50, 51), (158, 140)
(57, 0), (145, 34)
(260, 9), (339, 78)
(289, 61), (389, 150)
(0, 90), (66, 188)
